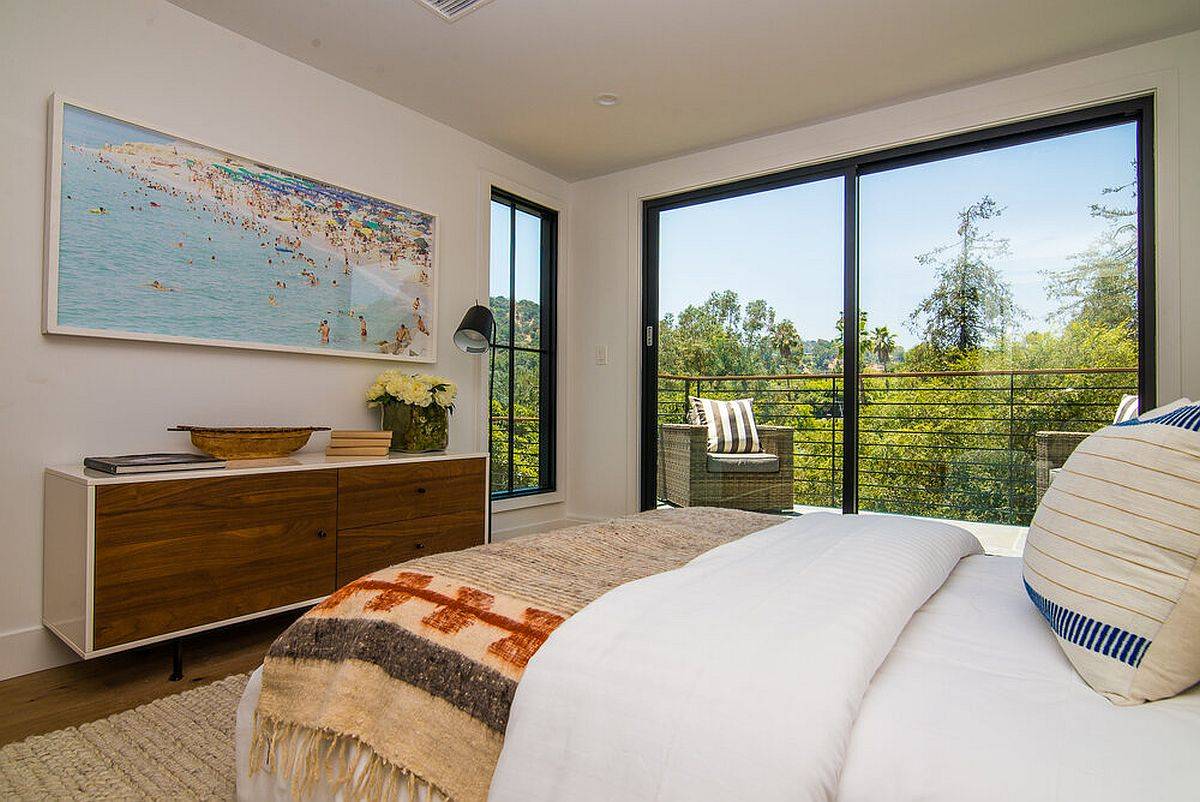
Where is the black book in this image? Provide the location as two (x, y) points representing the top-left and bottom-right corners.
(83, 453), (226, 475)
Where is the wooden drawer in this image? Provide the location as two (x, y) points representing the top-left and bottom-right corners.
(336, 509), (485, 586)
(93, 471), (337, 649)
(337, 458), (486, 531)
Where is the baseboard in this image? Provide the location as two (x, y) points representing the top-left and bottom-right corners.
(491, 517), (585, 541)
(0, 624), (80, 681)
(565, 511), (617, 524)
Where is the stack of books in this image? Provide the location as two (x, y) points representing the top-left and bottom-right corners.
(325, 429), (393, 458)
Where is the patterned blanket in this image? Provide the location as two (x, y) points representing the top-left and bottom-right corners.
(251, 507), (781, 802)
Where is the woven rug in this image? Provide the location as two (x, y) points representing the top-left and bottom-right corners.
(0, 673), (248, 800)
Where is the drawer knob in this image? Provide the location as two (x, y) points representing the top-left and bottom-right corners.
(416, 487), (427, 494)
(316, 529), (328, 539)
(414, 542), (425, 550)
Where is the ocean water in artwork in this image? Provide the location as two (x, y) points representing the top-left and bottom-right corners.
(54, 104), (435, 358)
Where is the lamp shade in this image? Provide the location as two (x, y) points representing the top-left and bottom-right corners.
(453, 304), (495, 354)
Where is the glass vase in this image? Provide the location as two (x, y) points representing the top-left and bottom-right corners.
(392, 403), (450, 453)
(380, 402), (412, 452)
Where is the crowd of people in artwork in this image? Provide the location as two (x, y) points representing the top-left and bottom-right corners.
(71, 139), (435, 356)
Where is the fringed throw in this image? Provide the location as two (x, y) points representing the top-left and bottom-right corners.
(253, 507), (781, 802)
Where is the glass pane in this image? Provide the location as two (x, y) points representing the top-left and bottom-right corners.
(858, 123), (1140, 538)
(489, 200), (512, 346)
(654, 177), (845, 513)
(514, 208), (542, 349)
(512, 350), (542, 491)
(489, 347), (512, 495)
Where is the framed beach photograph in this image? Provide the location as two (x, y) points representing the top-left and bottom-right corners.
(43, 95), (438, 362)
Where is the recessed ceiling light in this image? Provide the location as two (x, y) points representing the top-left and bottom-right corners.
(594, 93), (620, 107)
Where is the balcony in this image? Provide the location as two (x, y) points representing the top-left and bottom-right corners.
(656, 367), (1137, 552)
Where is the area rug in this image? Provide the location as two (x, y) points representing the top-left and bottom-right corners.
(0, 673), (248, 800)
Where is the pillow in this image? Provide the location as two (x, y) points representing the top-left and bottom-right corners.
(1113, 394), (1140, 423)
(688, 396), (761, 454)
(1114, 395), (1193, 424)
(1023, 400), (1200, 704)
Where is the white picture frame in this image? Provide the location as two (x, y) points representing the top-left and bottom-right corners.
(44, 93), (439, 363)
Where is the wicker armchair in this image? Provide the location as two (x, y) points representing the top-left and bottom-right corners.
(657, 424), (794, 512)
(1035, 431), (1090, 504)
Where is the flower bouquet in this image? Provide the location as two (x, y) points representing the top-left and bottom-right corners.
(366, 370), (457, 452)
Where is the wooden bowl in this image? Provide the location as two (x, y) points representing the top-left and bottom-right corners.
(169, 426), (330, 459)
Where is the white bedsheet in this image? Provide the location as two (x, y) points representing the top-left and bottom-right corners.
(488, 512), (981, 802)
(234, 518), (1200, 802)
(837, 554), (1200, 801)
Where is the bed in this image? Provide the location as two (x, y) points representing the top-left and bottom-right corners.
(235, 508), (1200, 802)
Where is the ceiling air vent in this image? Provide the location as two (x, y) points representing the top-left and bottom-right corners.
(414, 0), (497, 22)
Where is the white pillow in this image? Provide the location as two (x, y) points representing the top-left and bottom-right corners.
(1023, 400), (1200, 704)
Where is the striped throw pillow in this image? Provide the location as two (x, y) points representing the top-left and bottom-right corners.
(689, 397), (761, 454)
(1023, 401), (1200, 704)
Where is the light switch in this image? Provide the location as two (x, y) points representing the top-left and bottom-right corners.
(595, 345), (609, 365)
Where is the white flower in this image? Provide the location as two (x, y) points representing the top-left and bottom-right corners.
(365, 382), (387, 405)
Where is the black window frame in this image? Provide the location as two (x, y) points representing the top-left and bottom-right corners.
(490, 187), (558, 500)
(641, 95), (1156, 512)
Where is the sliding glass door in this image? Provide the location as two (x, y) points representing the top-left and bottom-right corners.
(857, 123), (1144, 528)
(650, 177), (845, 511)
(642, 97), (1154, 538)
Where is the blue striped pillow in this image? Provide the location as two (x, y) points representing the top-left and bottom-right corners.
(1023, 401), (1200, 704)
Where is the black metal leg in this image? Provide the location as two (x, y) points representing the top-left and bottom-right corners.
(169, 639), (183, 681)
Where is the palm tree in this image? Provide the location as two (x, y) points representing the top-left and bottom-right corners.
(769, 320), (802, 364)
(835, 311), (870, 364)
(869, 326), (897, 370)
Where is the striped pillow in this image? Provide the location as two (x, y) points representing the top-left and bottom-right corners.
(689, 397), (761, 454)
(1023, 401), (1200, 704)
(1113, 393), (1140, 423)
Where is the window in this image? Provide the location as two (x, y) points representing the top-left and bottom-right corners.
(489, 188), (557, 499)
(642, 97), (1154, 537)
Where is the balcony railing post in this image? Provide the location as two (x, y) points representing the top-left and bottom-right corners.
(831, 375), (839, 509)
(1007, 370), (1015, 525)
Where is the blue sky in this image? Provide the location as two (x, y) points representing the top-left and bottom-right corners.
(490, 201), (543, 302)
(658, 123), (1138, 347)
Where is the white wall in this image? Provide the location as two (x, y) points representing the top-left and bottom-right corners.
(565, 30), (1200, 521)
(0, 0), (569, 679)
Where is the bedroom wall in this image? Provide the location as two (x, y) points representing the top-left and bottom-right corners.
(564, 30), (1200, 521)
(0, 0), (569, 679)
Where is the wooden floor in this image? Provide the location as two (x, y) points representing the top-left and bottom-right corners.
(0, 609), (304, 747)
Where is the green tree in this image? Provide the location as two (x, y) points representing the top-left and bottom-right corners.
(658, 291), (805, 376)
(868, 326), (897, 370)
(769, 320), (803, 366)
(834, 311), (870, 368)
(1045, 178), (1138, 339)
(909, 196), (1021, 357)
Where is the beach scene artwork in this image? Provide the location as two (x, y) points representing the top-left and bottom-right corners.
(46, 99), (437, 361)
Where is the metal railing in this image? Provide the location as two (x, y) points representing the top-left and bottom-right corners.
(490, 415), (542, 493)
(658, 367), (1137, 525)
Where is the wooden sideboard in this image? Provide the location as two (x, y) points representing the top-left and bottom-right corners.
(44, 452), (488, 658)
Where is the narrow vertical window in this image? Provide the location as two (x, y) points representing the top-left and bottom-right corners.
(489, 188), (557, 498)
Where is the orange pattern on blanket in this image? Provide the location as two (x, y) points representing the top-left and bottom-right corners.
(315, 570), (564, 670)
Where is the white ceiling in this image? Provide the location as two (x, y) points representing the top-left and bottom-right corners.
(167, 0), (1200, 180)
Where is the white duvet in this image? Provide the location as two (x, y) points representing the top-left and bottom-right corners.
(236, 512), (1200, 802)
(487, 512), (981, 802)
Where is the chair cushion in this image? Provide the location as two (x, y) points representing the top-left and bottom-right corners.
(1023, 400), (1200, 704)
(706, 452), (779, 474)
(689, 396), (761, 453)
